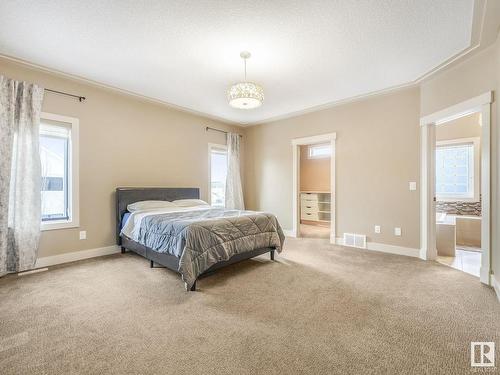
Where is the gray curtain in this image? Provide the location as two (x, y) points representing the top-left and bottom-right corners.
(225, 133), (244, 210)
(0, 76), (44, 276)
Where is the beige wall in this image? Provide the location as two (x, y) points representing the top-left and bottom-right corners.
(0, 57), (243, 258)
(299, 145), (330, 192)
(420, 44), (497, 116)
(245, 87), (421, 249)
(435, 112), (481, 141)
(420, 35), (499, 281)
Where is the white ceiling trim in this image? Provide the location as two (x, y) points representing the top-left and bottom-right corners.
(250, 0), (488, 126)
(1, 34), (485, 129)
(0, 0), (478, 126)
(250, 43), (484, 126)
(0, 0), (485, 127)
(0, 53), (235, 126)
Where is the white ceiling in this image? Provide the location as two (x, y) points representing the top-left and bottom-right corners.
(0, 0), (474, 125)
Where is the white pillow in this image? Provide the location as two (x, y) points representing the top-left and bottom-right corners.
(172, 199), (210, 207)
(127, 200), (176, 212)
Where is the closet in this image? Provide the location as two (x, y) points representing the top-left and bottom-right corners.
(300, 192), (331, 224)
(299, 144), (332, 238)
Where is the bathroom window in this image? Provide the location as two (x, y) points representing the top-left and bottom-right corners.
(436, 138), (479, 202)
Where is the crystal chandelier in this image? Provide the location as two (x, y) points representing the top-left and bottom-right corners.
(227, 51), (264, 109)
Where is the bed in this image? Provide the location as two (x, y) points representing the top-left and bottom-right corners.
(116, 187), (285, 291)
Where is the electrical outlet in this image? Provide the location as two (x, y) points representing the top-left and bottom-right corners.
(394, 227), (402, 237)
(374, 225), (381, 234)
(409, 182), (417, 191)
(79, 231), (87, 240)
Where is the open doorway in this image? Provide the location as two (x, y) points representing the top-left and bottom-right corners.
(420, 92), (492, 285)
(299, 143), (331, 238)
(434, 113), (482, 277)
(291, 133), (336, 243)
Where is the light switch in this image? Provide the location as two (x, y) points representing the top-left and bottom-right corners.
(394, 227), (402, 237)
(409, 182), (417, 191)
(374, 225), (381, 234)
(79, 231), (87, 240)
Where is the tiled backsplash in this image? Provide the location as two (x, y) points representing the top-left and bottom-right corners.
(436, 197), (481, 216)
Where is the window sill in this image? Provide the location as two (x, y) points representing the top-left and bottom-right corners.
(41, 220), (79, 231)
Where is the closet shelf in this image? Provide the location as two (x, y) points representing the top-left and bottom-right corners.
(300, 192), (334, 224)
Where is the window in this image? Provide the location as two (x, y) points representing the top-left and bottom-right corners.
(40, 113), (79, 230)
(40, 124), (69, 221)
(435, 138), (479, 202)
(209, 144), (228, 207)
(308, 143), (331, 159)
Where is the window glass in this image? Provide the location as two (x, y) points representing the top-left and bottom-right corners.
(210, 147), (227, 207)
(436, 143), (473, 199)
(308, 144), (331, 159)
(40, 123), (70, 221)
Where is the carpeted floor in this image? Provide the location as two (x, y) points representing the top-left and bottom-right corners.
(1, 237), (499, 375)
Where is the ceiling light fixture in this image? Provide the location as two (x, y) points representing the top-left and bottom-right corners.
(227, 51), (264, 109)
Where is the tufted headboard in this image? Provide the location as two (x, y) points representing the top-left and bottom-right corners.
(115, 187), (200, 245)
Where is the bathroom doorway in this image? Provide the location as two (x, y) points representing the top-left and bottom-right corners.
(434, 112), (482, 277)
(420, 92), (491, 285)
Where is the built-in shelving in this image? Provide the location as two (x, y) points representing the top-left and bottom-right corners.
(300, 192), (332, 225)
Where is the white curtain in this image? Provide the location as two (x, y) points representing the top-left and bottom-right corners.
(0, 76), (44, 276)
(225, 133), (244, 210)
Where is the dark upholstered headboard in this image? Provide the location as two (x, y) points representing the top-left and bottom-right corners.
(115, 187), (200, 245)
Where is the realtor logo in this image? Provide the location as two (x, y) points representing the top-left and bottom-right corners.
(471, 342), (495, 367)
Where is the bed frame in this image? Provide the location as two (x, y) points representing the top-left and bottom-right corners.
(116, 187), (275, 291)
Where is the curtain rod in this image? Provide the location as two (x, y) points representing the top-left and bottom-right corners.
(206, 126), (242, 137)
(45, 88), (86, 102)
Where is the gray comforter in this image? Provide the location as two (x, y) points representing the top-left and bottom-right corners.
(134, 208), (285, 288)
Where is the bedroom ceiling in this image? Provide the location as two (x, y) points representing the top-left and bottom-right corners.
(0, 0), (474, 125)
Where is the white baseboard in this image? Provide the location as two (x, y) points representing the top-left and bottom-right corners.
(35, 245), (120, 268)
(492, 275), (500, 303)
(283, 229), (297, 237)
(335, 237), (420, 258)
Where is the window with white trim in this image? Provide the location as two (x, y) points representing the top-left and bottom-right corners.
(435, 138), (479, 201)
(209, 144), (227, 207)
(40, 113), (79, 230)
(308, 143), (331, 159)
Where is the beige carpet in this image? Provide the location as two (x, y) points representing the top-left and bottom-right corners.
(1, 237), (499, 375)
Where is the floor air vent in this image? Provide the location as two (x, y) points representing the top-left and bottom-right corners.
(343, 233), (367, 249)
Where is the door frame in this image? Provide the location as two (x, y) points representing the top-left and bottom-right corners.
(419, 91), (492, 285)
(291, 133), (337, 243)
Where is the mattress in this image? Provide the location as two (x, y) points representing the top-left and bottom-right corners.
(120, 206), (284, 288)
